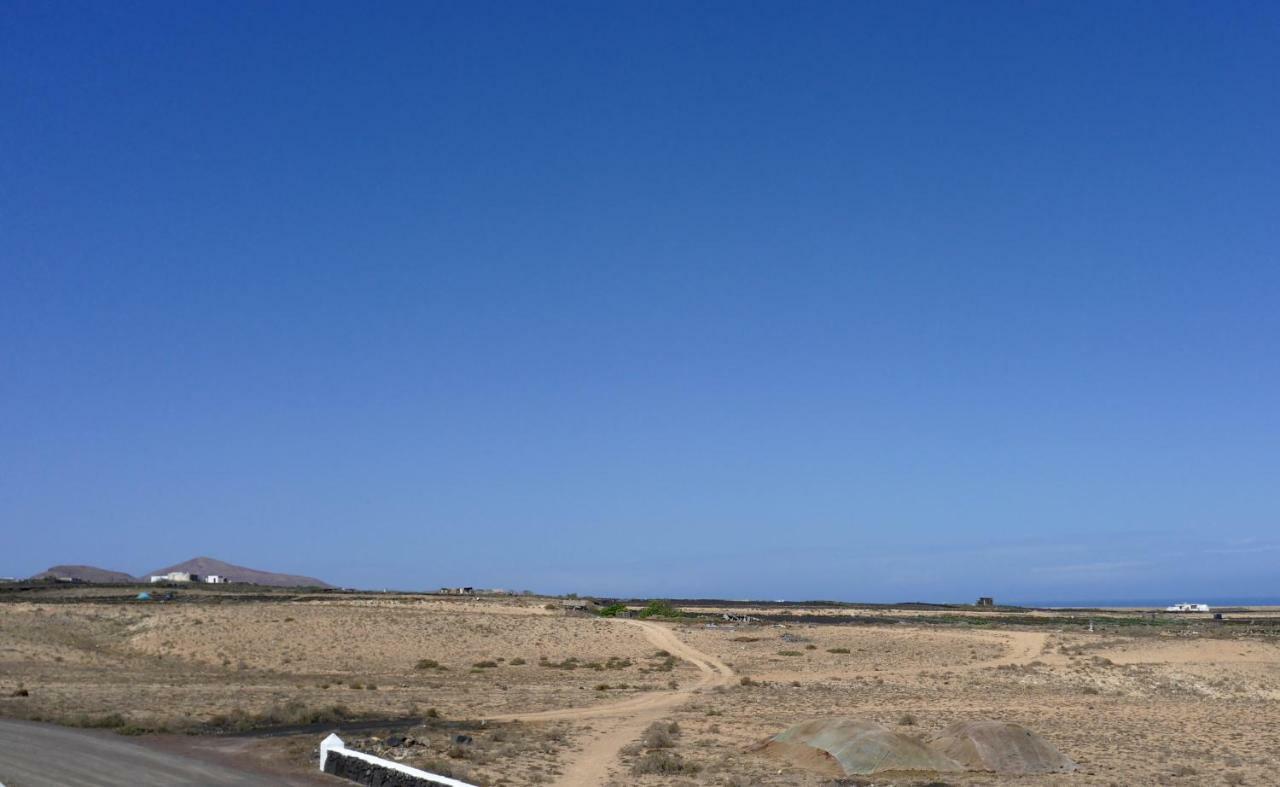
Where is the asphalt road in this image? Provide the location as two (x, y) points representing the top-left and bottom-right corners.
(0, 719), (271, 786)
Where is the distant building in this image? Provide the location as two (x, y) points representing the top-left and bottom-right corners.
(1165, 602), (1210, 613)
(440, 587), (475, 595)
(976, 597), (995, 607)
(151, 572), (198, 583)
(205, 575), (228, 584)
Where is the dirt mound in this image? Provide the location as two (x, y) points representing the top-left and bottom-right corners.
(928, 720), (1076, 774)
(755, 718), (964, 775)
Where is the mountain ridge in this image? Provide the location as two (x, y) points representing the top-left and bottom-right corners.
(145, 556), (332, 588)
(32, 565), (137, 583)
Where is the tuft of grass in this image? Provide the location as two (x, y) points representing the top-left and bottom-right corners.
(509, 657), (526, 666)
(472, 660), (498, 669)
(827, 647), (851, 654)
(898, 713), (917, 726)
(415, 658), (447, 671)
(777, 650), (803, 657)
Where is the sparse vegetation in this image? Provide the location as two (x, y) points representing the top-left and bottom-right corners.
(631, 751), (699, 775)
(2, 584), (1274, 787)
(636, 600), (683, 619)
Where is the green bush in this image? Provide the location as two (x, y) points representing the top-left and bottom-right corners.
(598, 603), (629, 617)
(637, 600), (682, 619)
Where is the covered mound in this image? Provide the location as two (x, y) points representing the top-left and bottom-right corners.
(755, 718), (964, 776)
(928, 720), (1076, 774)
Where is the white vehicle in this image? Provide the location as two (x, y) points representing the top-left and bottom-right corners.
(1165, 602), (1210, 613)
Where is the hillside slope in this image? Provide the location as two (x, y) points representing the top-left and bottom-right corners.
(32, 565), (137, 583)
(145, 557), (332, 588)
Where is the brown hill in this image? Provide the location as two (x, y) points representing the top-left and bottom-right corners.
(145, 557), (332, 588)
(32, 565), (137, 583)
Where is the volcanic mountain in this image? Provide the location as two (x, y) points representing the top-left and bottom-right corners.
(32, 565), (137, 583)
(145, 557), (332, 588)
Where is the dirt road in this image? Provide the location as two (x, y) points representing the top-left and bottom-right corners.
(489, 619), (734, 786)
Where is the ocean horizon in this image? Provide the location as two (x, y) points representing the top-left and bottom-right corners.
(1009, 597), (1280, 609)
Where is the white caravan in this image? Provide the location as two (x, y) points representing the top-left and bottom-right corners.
(1165, 602), (1210, 613)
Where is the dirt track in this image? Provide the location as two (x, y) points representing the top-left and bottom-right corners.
(490, 625), (1049, 785)
(489, 619), (734, 786)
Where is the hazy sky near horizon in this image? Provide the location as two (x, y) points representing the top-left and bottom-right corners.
(3, 2), (1278, 601)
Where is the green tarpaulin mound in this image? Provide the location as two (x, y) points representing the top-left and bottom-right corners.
(928, 720), (1076, 774)
(756, 718), (965, 776)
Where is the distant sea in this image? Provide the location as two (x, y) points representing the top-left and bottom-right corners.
(1010, 597), (1280, 609)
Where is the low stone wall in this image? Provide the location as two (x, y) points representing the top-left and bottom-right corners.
(319, 733), (477, 787)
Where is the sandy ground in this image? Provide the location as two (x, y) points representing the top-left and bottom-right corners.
(2, 594), (1278, 786)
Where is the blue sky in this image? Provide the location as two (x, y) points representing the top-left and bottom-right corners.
(3, 2), (1278, 601)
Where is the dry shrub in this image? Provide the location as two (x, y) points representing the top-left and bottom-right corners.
(641, 720), (680, 748)
(631, 751), (698, 775)
(207, 702), (351, 732)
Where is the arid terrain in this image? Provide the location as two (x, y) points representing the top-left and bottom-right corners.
(1, 585), (1278, 786)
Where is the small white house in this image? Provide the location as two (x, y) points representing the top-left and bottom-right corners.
(1165, 602), (1210, 613)
(205, 575), (227, 584)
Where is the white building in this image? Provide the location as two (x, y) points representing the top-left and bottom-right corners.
(150, 572), (197, 583)
(1165, 602), (1210, 613)
(205, 575), (227, 584)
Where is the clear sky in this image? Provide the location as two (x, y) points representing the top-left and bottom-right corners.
(3, 2), (1278, 602)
